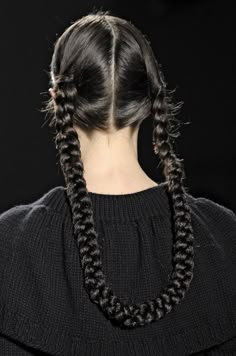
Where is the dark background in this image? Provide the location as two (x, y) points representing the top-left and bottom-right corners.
(0, 0), (235, 213)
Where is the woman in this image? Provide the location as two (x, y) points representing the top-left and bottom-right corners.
(0, 10), (235, 356)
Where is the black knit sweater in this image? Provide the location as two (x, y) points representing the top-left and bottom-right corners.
(0, 182), (236, 355)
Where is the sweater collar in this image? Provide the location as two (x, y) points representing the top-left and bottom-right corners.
(40, 181), (171, 222)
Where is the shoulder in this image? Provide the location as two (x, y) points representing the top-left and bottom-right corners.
(186, 191), (236, 222)
(184, 191), (236, 261)
(0, 185), (66, 233)
(185, 192), (236, 328)
(0, 197), (47, 281)
(0, 185), (67, 263)
(0, 187), (69, 352)
(0, 198), (46, 242)
(0, 186), (70, 302)
(185, 191), (236, 234)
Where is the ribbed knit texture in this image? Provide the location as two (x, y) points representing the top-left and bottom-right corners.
(0, 181), (236, 355)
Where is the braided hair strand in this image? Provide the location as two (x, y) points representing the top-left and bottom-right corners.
(42, 10), (195, 329)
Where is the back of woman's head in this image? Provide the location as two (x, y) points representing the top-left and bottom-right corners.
(43, 9), (194, 329)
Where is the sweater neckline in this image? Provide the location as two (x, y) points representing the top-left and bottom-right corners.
(88, 181), (171, 221)
(87, 181), (165, 197)
(43, 181), (171, 222)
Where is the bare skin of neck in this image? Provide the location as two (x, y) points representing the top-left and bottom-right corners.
(73, 123), (158, 195)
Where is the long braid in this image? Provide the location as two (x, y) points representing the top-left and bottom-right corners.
(47, 12), (195, 330)
(52, 74), (194, 330)
(152, 79), (194, 296)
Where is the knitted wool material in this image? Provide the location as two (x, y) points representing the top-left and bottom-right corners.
(0, 182), (236, 355)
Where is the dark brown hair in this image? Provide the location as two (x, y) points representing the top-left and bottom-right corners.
(42, 10), (194, 329)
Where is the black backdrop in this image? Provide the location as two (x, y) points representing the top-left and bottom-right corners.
(1, 0), (235, 212)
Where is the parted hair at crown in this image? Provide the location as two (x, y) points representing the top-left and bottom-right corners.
(42, 9), (194, 329)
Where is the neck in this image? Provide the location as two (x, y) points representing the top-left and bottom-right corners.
(73, 125), (158, 194)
